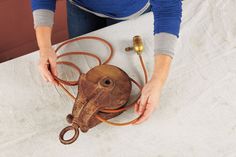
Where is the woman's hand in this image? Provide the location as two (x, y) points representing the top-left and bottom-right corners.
(38, 47), (58, 85)
(133, 77), (162, 124)
(133, 54), (172, 124)
(35, 26), (58, 85)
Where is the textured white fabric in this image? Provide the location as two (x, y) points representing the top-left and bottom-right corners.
(1, 0), (236, 156)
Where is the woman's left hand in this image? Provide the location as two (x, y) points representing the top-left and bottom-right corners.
(133, 77), (162, 124)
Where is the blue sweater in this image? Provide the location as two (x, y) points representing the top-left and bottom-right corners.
(31, 0), (182, 37)
(31, 0), (182, 57)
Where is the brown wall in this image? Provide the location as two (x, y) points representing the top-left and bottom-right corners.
(0, 0), (68, 63)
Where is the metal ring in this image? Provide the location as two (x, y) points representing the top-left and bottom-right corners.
(59, 126), (79, 145)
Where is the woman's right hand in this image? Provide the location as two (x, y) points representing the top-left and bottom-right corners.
(38, 47), (58, 85)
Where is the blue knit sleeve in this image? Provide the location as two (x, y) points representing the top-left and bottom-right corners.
(150, 0), (182, 37)
(31, 0), (56, 12)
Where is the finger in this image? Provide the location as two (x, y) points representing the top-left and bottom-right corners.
(38, 64), (49, 82)
(134, 99), (140, 114)
(49, 58), (58, 76)
(42, 74), (48, 82)
(138, 95), (149, 114)
(42, 64), (57, 85)
(38, 56), (57, 85)
(133, 103), (154, 125)
(49, 59), (59, 86)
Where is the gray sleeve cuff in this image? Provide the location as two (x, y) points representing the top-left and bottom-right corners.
(33, 9), (54, 28)
(154, 33), (178, 58)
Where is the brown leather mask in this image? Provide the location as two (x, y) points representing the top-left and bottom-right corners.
(59, 64), (132, 144)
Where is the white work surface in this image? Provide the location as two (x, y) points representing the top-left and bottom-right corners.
(1, 1), (236, 157)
